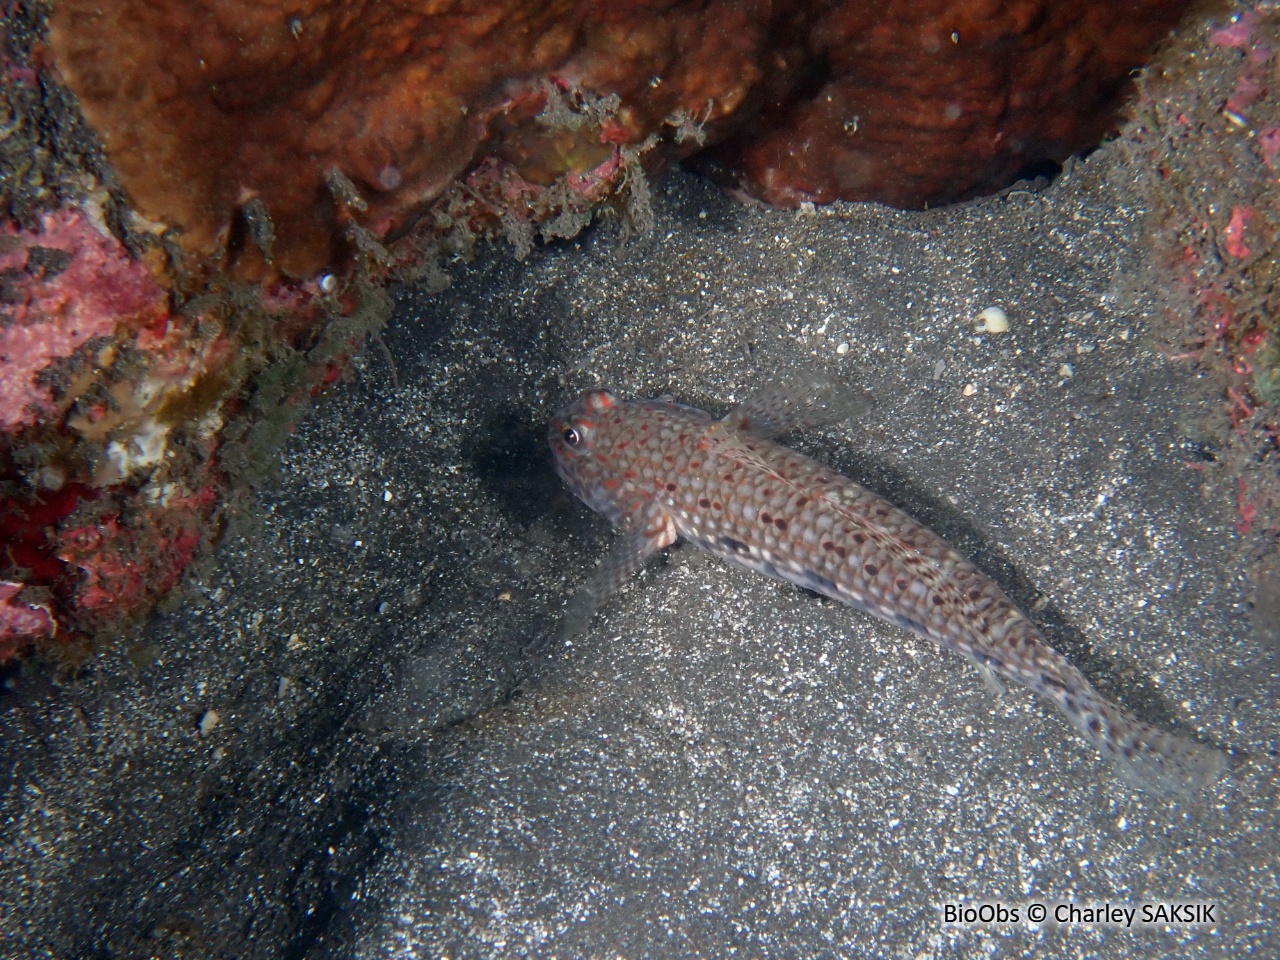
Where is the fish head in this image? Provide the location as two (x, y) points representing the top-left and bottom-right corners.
(549, 388), (632, 526)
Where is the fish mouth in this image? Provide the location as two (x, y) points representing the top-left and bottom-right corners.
(551, 451), (574, 488)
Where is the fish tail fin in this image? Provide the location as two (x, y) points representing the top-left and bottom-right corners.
(1065, 692), (1228, 796)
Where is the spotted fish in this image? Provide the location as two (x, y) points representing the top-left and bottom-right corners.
(548, 386), (1227, 794)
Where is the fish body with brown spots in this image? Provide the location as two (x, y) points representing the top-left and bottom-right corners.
(548, 386), (1227, 795)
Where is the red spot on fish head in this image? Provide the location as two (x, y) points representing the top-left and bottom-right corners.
(584, 389), (618, 413)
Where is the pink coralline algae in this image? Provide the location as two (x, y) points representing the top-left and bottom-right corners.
(0, 581), (56, 662)
(56, 485), (218, 627)
(1223, 206), (1254, 259)
(1209, 11), (1261, 48)
(0, 205), (273, 661)
(0, 209), (167, 431)
(1258, 127), (1280, 169)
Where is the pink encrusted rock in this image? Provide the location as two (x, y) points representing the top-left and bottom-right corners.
(1224, 206), (1254, 259)
(0, 581), (57, 660)
(1259, 127), (1280, 169)
(1209, 11), (1260, 49)
(0, 208), (167, 431)
(56, 483), (218, 628)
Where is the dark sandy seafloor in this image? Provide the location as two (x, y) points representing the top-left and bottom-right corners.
(3, 147), (1279, 956)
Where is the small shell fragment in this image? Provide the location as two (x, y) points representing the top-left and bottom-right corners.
(963, 383), (978, 396)
(975, 306), (1009, 333)
(199, 709), (220, 737)
(836, 342), (850, 355)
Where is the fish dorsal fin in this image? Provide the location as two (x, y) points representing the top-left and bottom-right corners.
(723, 377), (873, 439)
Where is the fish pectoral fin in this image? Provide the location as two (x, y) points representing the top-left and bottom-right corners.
(722, 376), (874, 439)
(559, 508), (678, 640)
(976, 663), (1007, 698)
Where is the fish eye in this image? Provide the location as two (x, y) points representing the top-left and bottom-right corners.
(562, 426), (581, 447)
